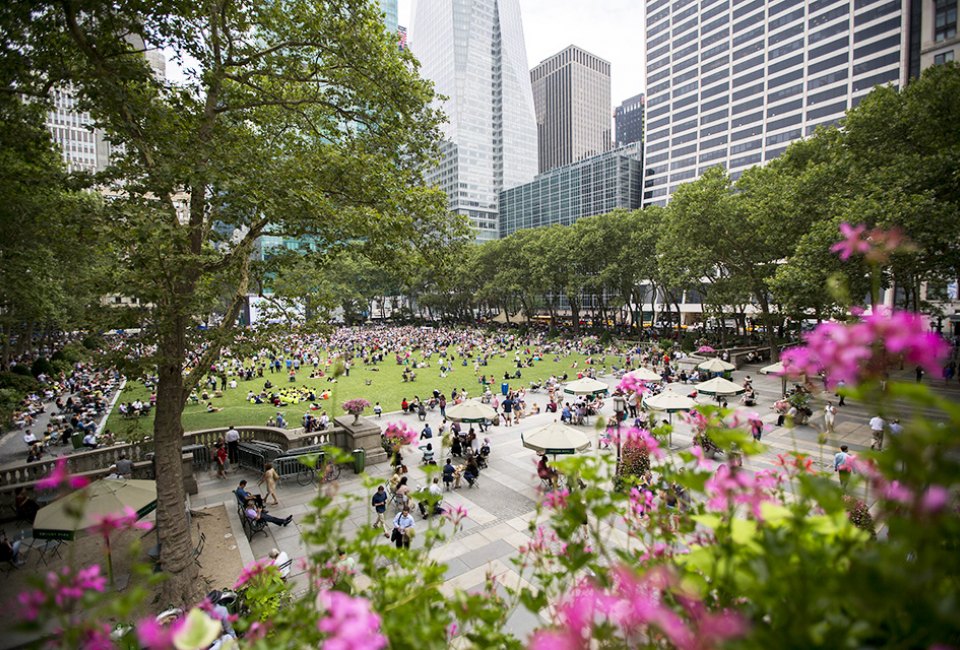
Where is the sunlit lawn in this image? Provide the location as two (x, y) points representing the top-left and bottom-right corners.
(105, 349), (601, 439)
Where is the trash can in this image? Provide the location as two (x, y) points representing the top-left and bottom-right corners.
(71, 433), (83, 450)
(352, 448), (365, 474)
(501, 382), (509, 396)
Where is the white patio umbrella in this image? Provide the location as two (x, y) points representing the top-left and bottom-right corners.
(626, 367), (663, 382)
(445, 399), (498, 423)
(521, 422), (592, 458)
(33, 479), (157, 540)
(642, 391), (697, 448)
(563, 377), (609, 396)
(696, 376), (746, 397)
(697, 358), (736, 373)
(760, 361), (788, 396)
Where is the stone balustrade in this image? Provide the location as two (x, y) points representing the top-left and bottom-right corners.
(0, 424), (347, 491)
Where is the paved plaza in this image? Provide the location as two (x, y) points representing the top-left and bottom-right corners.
(185, 362), (958, 638)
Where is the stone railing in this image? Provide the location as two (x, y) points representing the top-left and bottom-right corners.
(0, 424), (346, 490)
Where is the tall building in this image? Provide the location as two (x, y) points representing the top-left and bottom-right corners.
(410, 0), (538, 241)
(378, 0), (399, 35)
(920, 0), (958, 69)
(642, 0), (910, 207)
(499, 143), (643, 237)
(46, 45), (165, 174)
(615, 93), (646, 147)
(531, 45), (612, 173)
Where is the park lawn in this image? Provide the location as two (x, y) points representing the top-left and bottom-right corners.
(104, 349), (602, 439)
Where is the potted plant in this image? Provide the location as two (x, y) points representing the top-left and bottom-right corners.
(341, 398), (371, 424)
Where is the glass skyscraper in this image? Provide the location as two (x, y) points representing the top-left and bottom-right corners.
(377, 0), (398, 36)
(410, 0), (538, 241)
(643, 0), (908, 207)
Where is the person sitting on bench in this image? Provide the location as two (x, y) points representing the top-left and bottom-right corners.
(235, 480), (265, 509)
(244, 498), (291, 527)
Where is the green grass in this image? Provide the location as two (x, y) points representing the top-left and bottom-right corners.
(105, 350), (599, 439)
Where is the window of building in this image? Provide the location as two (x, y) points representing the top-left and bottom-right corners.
(699, 148), (728, 163)
(809, 4), (849, 30)
(768, 98), (803, 117)
(766, 128), (802, 145)
(854, 16), (901, 41)
(852, 67), (898, 91)
(733, 0), (764, 20)
(935, 0), (958, 41)
(855, 0), (900, 26)
(934, 50), (956, 65)
(701, 108), (729, 125)
(769, 53), (804, 74)
(809, 52), (849, 75)
(733, 82), (765, 101)
(810, 36), (850, 60)
(769, 23), (804, 46)
(853, 33), (899, 58)
(768, 68), (804, 88)
(807, 84), (847, 105)
(806, 100), (848, 120)
(853, 51), (900, 75)
(765, 146), (788, 161)
(771, 7), (805, 30)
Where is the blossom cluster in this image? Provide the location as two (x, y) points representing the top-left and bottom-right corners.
(615, 426), (664, 460)
(341, 398), (371, 415)
(37, 456), (90, 491)
(831, 222), (910, 264)
(529, 566), (746, 650)
(780, 308), (949, 388)
(704, 464), (780, 519)
(91, 506), (154, 542)
(383, 421), (418, 447)
(316, 590), (387, 650)
(616, 371), (652, 395)
(18, 565), (108, 620)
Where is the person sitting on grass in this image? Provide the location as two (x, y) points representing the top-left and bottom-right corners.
(206, 401), (223, 413)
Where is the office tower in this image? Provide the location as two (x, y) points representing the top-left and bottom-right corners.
(45, 40), (165, 174)
(531, 45), (612, 173)
(378, 0), (399, 35)
(615, 93), (646, 147)
(642, 0), (909, 207)
(499, 143), (643, 237)
(921, 0), (958, 69)
(410, 0), (538, 241)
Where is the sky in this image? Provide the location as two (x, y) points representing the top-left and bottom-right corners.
(398, 0), (647, 107)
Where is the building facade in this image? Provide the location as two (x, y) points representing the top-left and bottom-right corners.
(378, 0), (399, 35)
(642, 0), (910, 206)
(920, 0), (959, 68)
(498, 143), (643, 237)
(410, 0), (538, 241)
(45, 44), (165, 174)
(615, 93), (646, 147)
(531, 45), (612, 173)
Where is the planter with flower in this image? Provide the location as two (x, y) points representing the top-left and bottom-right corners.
(341, 398), (371, 424)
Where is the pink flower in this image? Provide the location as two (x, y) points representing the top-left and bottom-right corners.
(528, 629), (582, 650)
(316, 591), (387, 650)
(617, 372), (653, 394)
(780, 309), (949, 388)
(629, 487), (655, 518)
(233, 558), (272, 589)
(383, 422), (418, 447)
(620, 427), (663, 460)
(688, 445), (714, 470)
(443, 505), (469, 527)
(136, 615), (184, 648)
(36, 457), (90, 492)
(543, 488), (570, 510)
(17, 589), (45, 621)
(705, 465), (778, 519)
(831, 222), (872, 261)
(90, 507), (153, 543)
(920, 486), (950, 514)
(881, 480), (913, 505)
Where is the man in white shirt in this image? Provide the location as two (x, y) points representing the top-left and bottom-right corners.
(392, 507), (415, 549)
(869, 415), (885, 451)
(225, 426), (240, 465)
(82, 432), (98, 449)
(417, 478), (444, 518)
(23, 430), (37, 447)
(268, 547), (290, 579)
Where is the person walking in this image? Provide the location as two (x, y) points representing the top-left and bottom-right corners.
(215, 441), (228, 479)
(259, 462), (281, 506)
(225, 425), (240, 466)
(824, 402), (837, 435)
(371, 486), (388, 538)
(869, 414), (885, 451)
(834, 445), (852, 490)
(391, 507), (415, 549)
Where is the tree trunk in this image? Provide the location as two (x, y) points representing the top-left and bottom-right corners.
(154, 327), (200, 607)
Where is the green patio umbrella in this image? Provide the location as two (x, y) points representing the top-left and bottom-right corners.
(33, 479), (157, 541)
(695, 376), (746, 397)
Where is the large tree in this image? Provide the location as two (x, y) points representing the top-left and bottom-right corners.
(5, 0), (457, 603)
